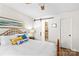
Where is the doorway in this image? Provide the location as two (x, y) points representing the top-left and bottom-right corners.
(45, 21), (48, 41)
(34, 18), (60, 43)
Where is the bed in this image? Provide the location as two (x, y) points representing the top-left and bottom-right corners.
(0, 39), (56, 56)
(0, 28), (61, 56)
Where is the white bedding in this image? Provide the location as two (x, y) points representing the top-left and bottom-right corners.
(0, 39), (56, 56)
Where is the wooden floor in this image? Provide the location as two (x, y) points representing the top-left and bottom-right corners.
(60, 48), (79, 56)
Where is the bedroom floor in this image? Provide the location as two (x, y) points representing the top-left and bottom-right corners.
(61, 48), (79, 56)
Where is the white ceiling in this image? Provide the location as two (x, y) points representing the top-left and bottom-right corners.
(2, 3), (79, 19)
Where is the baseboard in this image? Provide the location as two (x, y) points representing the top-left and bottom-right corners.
(61, 47), (79, 52)
(71, 48), (79, 52)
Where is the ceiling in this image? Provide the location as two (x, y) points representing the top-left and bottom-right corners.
(2, 3), (79, 19)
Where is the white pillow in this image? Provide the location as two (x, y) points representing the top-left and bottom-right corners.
(0, 36), (10, 46)
(0, 35), (17, 46)
(15, 34), (24, 37)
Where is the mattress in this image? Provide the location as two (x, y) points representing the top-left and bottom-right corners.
(0, 39), (56, 56)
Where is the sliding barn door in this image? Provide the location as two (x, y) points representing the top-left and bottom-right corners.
(34, 20), (42, 40)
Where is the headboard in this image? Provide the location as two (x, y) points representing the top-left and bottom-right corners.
(0, 16), (24, 36)
(0, 28), (24, 36)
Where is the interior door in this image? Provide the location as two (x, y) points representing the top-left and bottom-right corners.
(34, 20), (42, 40)
(61, 17), (72, 49)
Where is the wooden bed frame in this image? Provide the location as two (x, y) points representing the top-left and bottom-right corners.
(0, 28), (61, 56)
(57, 39), (61, 56)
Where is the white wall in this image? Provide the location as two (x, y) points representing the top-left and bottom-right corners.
(0, 4), (34, 33)
(72, 13), (79, 52)
(58, 10), (79, 52)
(48, 18), (60, 43)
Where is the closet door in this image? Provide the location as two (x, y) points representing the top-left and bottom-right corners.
(34, 20), (42, 40)
(61, 17), (72, 49)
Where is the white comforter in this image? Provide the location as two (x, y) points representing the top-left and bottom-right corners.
(0, 40), (56, 56)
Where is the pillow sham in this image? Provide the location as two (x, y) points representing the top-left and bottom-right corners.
(0, 35), (17, 46)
